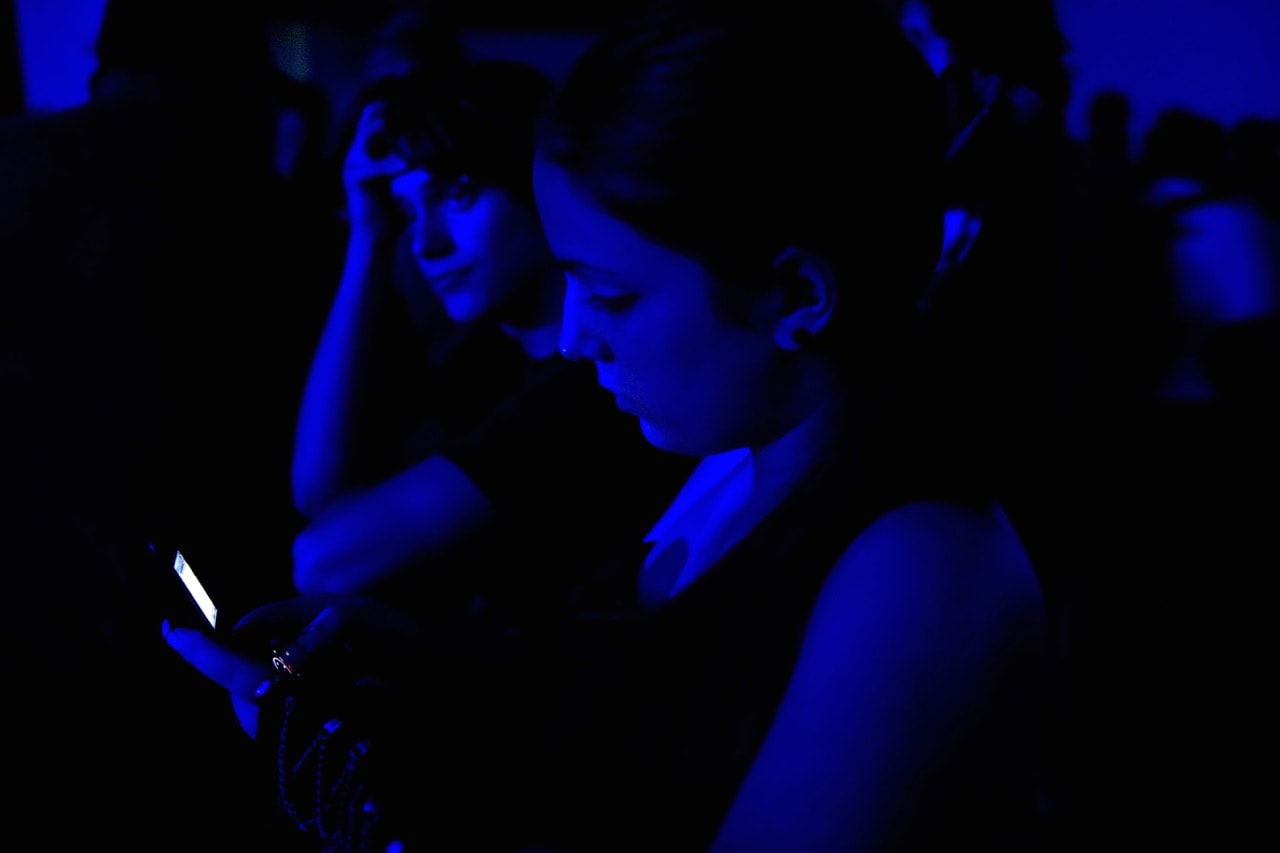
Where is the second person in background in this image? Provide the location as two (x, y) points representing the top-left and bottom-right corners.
(288, 58), (692, 620)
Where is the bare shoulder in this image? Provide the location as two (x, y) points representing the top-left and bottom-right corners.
(837, 499), (1037, 588)
(846, 499), (1029, 560)
(708, 500), (1050, 850)
(807, 499), (1046, 656)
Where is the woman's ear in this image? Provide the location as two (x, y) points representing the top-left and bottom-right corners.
(770, 248), (837, 351)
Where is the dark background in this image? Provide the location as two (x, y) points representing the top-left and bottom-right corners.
(5, 0), (1280, 147)
(2, 1), (1278, 849)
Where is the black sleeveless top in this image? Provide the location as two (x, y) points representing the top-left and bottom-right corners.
(257, 440), (1039, 853)
(506, 446), (1004, 852)
(504, 409), (1061, 853)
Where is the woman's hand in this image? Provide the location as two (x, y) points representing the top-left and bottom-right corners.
(162, 617), (274, 738)
(342, 100), (411, 235)
(162, 593), (426, 739)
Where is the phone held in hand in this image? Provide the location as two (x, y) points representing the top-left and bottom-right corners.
(146, 535), (293, 670)
(147, 537), (221, 634)
(152, 540), (217, 627)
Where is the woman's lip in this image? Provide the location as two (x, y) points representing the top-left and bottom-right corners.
(429, 268), (469, 293)
(598, 382), (637, 414)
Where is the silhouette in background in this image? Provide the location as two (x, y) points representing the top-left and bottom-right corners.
(1131, 107), (1280, 409)
(1066, 90), (1149, 416)
(1044, 86), (1151, 849)
(889, 2), (1080, 841)
(0, 0), (20, 116)
(166, 1), (1053, 850)
(889, 0), (1074, 336)
(343, 2), (470, 130)
(1218, 115), (1280, 402)
(0, 0), (329, 846)
(1229, 116), (1280, 219)
(0, 0), (324, 602)
(885, 0), (1078, 531)
(266, 51), (339, 231)
(279, 1), (471, 234)
(1061, 103), (1280, 849)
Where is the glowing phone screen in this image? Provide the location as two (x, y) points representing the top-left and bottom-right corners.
(172, 549), (218, 629)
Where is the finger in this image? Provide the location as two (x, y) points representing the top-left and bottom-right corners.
(272, 606), (349, 676)
(231, 695), (261, 740)
(162, 621), (274, 702)
(357, 100), (387, 127)
(352, 107), (408, 171)
(232, 593), (331, 634)
(232, 594), (354, 643)
(362, 146), (409, 175)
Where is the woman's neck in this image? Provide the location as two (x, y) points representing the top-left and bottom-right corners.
(748, 354), (850, 451)
(748, 393), (847, 499)
(642, 392), (850, 601)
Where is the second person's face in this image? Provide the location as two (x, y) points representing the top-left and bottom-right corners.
(391, 169), (550, 324)
(534, 156), (788, 457)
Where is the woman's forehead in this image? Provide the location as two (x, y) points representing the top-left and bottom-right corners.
(389, 168), (469, 201)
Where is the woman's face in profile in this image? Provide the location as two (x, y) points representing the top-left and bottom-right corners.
(535, 156), (788, 457)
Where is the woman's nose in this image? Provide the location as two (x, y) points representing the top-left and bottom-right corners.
(411, 208), (453, 260)
(559, 291), (614, 363)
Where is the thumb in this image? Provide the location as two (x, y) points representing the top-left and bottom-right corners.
(162, 620), (274, 704)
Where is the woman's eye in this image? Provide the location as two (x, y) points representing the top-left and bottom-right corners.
(445, 176), (477, 207)
(393, 197), (417, 221)
(587, 293), (639, 313)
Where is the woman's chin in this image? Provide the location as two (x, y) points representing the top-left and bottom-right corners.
(639, 419), (704, 458)
(440, 293), (493, 326)
(638, 418), (671, 451)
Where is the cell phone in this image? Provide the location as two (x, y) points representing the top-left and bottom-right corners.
(144, 536), (279, 660)
(147, 538), (220, 633)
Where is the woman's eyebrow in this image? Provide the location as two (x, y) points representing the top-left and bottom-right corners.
(555, 258), (620, 278)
